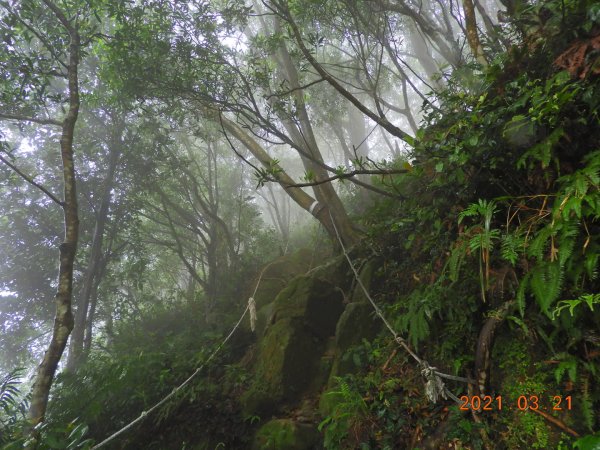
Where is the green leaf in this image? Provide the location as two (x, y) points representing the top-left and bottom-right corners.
(573, 434), (600, 450)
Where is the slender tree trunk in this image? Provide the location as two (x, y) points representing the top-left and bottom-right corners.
(272, 16), (359, 246)
(83, 252), (108, 356)
(463, 0), (488, 66)
(67, 130), (121, 372)
(219, 116), (350, 244)
(28, 1), (80, 431)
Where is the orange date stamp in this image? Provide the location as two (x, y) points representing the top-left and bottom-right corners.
(459, 395), (572, 411)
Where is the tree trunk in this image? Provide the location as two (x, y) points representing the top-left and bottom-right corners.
(463, 0), (488, 66)
(28, 1), (80, 431)
(67, 127), (121, 372)
(271, 16), (359, 246)
(218, 116), (354, 245)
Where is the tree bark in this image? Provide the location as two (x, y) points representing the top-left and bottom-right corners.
(463, 0), (488, 66)
(67, 129), (121, 372)
(28, 0), (80, 431)
(219, 116), (354, 244)
(270, 14), (359, 246)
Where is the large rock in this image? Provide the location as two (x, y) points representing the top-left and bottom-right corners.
(241, 276), (344, 417)
(241, 318), (319, 416)
(250, 249), (315, 310)
(304, 253), (351, 291)
(335, 302), (380, 353)
(269, 276), (345, 339)
(252, 419), (320, 450)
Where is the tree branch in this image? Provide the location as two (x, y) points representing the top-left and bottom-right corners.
(269, 0), (414, 146)
(41, 0), (76, 34)
(0, 154), (64, 207)
(265, 77), (326, 99)
(0, 113), (62, 126)
(284, 168), (408, 188)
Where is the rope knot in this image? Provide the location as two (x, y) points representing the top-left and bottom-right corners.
(248, 297), (257, 332)
(421, 362), (447, 403)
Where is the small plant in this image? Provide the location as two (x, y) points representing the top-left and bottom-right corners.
(0, 369), (28, 446)
(553, 293), (600, 319)
(458, 199), (500, 302)
(319, 377), (370, 449)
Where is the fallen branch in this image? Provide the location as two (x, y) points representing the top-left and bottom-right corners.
(530, 408), (580, 437)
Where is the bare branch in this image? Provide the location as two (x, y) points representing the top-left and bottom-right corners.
(269, 0), (414, 146)
(0, 153), (64, 207)
(284, 168), (408, 188)
(265, 77), (326, 99)
(0, 113), (62, 126)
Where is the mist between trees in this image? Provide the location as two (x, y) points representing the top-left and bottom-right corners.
(1, 0), (599, 449)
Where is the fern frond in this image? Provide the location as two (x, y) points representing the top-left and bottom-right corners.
(531, 261), (563, 316)
(501, 232), (525, 266)
(0, 369), (24, 414)
(528, 225), (553, 261)
(458, 204), (481, 223)
(556, 220), (579, 265)
(446, 240), (469, 282)
(517, 272), (531, 317)
(584, 252), (599, 280)
(581, 377), (594, 431)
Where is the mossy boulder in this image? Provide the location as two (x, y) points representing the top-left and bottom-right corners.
(304, 253), (351, 291)
(269, 276), (345, 338)
(250, 248), (315, 309)
(241, 318), (319, 416)
(335, 302), (380, 352)
(241, 276), (344, 417)
(254, 301), (275, 337)
(252, 419), (320, 450)
(318, 387), (345, 418)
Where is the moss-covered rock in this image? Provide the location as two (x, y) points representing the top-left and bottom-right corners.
(241, 317), (319, 416)
(252, 419), (320, 450)
(250, 248), (315, 309)
(270, 276), (344, 338)
(304, 253), (351, 291)
(241, 276), (344, 417)
(335, 302), (380, 352)
(318, 387), (345, 418)
(254, 301), (275, 337)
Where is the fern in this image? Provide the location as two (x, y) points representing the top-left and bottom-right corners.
(0, 369), (27, 445)
(530, 261), (563, 316)
(584, 252), (599, 280)
(446, 239), (469, 282)
(553, 293), (600, 319)
(527, 225), (553, 261)
(501, 231), (525, 266)
(319, 377), (368, 449)
(556, 220), (579, 265)
(0, 369), (25, 417)
(555, 150), (600, 220)
(581, 377), (594, 432)
(553, 353), (577, 384)
(516, 272), (532, 317)
(396, 287), (441, 348)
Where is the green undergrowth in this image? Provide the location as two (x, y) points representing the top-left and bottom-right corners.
(318, 2), (600, 448)
(3, 2), (600, 449)
(44, 301), (256, 449)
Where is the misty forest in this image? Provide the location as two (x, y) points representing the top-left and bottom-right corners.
(1, 0), (600, 448)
